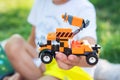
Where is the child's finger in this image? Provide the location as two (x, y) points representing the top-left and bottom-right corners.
(55, 52), (67, 61)
(55, 52), (72, 65)
(68, 55), (80, 66)
(56, 57), (73, 70)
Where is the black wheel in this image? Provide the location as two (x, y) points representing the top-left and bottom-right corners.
(39, 49), (53, 64)
(86, 53), (98, 65)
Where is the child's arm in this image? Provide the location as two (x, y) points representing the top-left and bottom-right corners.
(28, 26), (36, 48)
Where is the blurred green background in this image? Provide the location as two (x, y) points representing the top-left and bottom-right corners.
(0, 0), (120, 63)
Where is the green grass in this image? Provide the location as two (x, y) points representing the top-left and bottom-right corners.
(0, 0), (33, 40)
(0, 0), (120, 63)
(90, 0), (120, 63)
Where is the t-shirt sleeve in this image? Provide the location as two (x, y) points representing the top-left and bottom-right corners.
(27, 0), (39, 26)
(77, 2), (97, 41)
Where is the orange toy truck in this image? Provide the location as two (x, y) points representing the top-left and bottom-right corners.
(38, 13), (100, 65)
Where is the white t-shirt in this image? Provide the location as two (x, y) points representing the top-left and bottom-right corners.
(28, 0), (97, 77)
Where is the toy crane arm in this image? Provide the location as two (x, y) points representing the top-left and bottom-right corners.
(72, 28), (82, 36)
(73, 20), (90, 36)
(62, 13), (90, 36)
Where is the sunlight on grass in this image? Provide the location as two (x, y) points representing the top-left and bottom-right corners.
(0, 0), (33, 13)
(0, 0), (33, 40)
(92, 0), (120, 63)
(100, 32), (120, 63)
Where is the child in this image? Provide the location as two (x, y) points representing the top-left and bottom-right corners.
(28, 0), (97, 80)
(0, 0), (97, 80)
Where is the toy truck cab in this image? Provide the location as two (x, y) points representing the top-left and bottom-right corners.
(71, 40), (99, 65)
(71, 40), (93, 55)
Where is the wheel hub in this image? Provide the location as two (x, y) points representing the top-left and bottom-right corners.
(43, 56), (50, 62)
(89, 57), (96, 63)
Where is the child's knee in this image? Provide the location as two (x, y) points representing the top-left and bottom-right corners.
(10, 34), (24, 43)
(5, 34), (25, 60)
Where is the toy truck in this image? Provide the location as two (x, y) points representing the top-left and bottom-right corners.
(38, 13), (100, 65)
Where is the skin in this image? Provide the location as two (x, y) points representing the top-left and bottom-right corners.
(52, 0), (69, 5)
(5, 34), (43, 80)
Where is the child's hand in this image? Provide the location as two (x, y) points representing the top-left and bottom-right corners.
(55, 52), (93, 70)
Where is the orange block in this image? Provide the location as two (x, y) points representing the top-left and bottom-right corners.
(47, 32), (56, 40)
(72, 17), (83, 28)
(56, 28), (72, 32)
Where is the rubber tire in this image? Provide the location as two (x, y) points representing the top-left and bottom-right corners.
(39, 50), (53, 64)
(86, 53), (98, 65)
